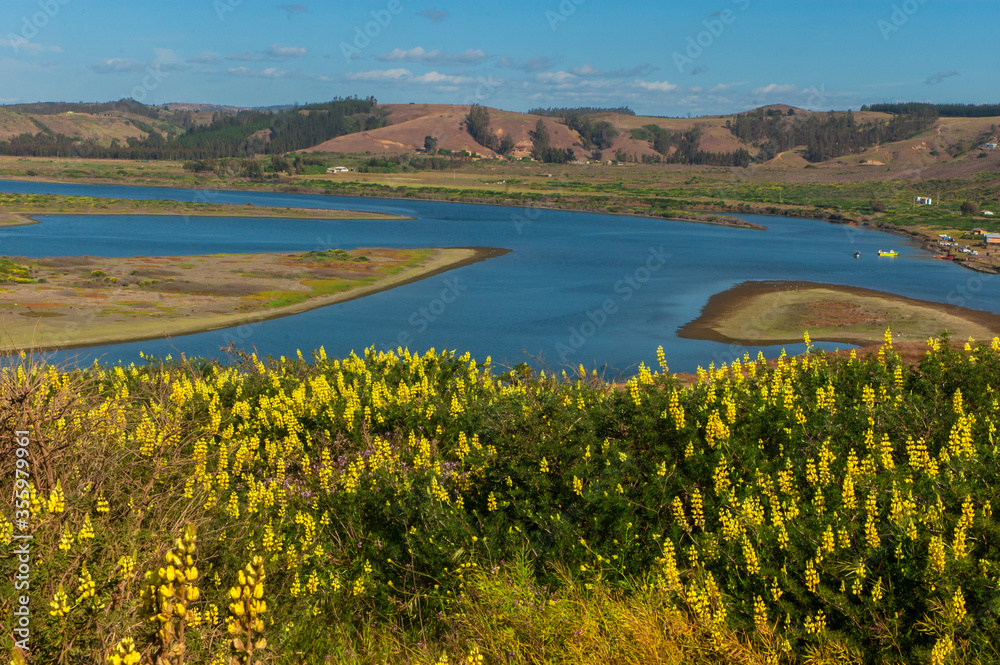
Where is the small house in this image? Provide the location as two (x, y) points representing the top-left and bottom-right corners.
(984, 233), (1000, 245)
(326, 166), (350, 173)
(972, 228), (986, 235)
(915, 196), (933, 205)
(984, 211), (995, 217)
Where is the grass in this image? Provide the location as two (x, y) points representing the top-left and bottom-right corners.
(0, 258), (35, 283)
(260, 290), (312, 308)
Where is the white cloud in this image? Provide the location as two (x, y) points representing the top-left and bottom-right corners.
(341, 68), (474, 86)
(572, 63), (657, 79)
(92, 50), (186, 75)
(377, 46), (488, 66)
(751, 83), (798, 95)
(571, 63), (601, 77)
(265, 44), (308, 59)
(188, 52), (221, 65)
(153, 48), (181, 64)
(228, 43), (308, 62)
(152, 48), (187, 72)
(0, 38), (62, 55)
(91, 58), (146, 74)
(637, 80), (678, 92)
(413, 71), (474, 84)
(345, 68), (413, 82)
(536, 70), (578, 85)
(227, 66), (297, 79)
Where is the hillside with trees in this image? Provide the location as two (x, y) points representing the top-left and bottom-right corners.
(630, 124), (752, 166)
(3, 99), (996, 173)
(0, 97), (387, 160)
(528, 106), (636, 117)
(862, 102), (1000, 118)
(726, 107), (939, 162)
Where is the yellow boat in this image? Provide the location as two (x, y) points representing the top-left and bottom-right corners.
(878, 250), (898, 257)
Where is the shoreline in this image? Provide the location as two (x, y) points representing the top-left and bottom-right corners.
(0, 174), (765, 231)
(1, 246), (509, 355)
(0, 212), (40, 227)
(5, 175), (995, 272)
(678, 280), (1000, 347)
(0, 204), (410, 228)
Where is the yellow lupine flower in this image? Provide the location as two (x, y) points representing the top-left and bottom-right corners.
(106, 637), (141, 665)
(47, 480), (66, 514)
(49, 584), (71, 617)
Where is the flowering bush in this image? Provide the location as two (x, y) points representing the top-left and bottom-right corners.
(1, 334), (999, 663)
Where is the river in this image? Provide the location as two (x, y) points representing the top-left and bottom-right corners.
(1, 179), (995, 374)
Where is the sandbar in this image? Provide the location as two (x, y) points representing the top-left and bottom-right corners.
(678, 280), (1000, 346)
(0, 247), (509, 353)
(0, 191), (409, 226)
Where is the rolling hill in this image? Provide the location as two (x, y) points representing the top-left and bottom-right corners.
(0, 99), (997, 177)
(306, 103), (1000, 175)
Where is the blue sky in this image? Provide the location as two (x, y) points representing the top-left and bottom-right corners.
(1, 0), (996, 115)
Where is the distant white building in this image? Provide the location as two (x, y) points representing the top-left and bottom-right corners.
(915, 196), (933, 205)
(984, 211), (995, 217)
(326, 166), (350, 173)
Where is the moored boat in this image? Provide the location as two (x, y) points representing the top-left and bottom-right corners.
(878, 250), (898, 257)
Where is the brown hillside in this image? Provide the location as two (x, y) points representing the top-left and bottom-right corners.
(306, 105), (581, 157)
(305, 104), (825, 159)
(0, 108), (39, 140)
(28, 113), (150, 143)
(0, 109), (161, 144)
(813, 115), (1000, 170)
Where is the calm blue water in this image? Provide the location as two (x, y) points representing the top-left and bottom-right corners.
(2, 179), (996, 375)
